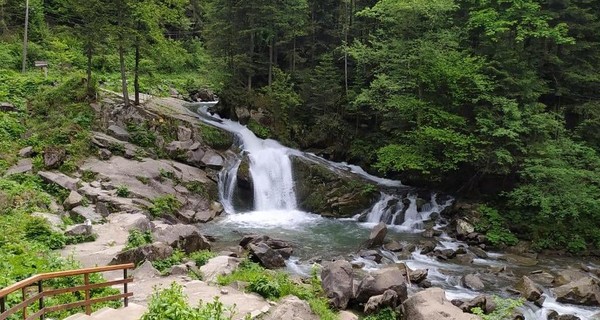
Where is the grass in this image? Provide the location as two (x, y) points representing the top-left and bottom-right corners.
(149, 195), (182, 218)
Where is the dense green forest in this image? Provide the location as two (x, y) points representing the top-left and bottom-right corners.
(1, 0), (599, 253)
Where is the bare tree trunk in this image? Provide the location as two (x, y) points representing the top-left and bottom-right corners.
(134, 39), (140, 105)
(248, 30), (254, 91)
(119, 41), (130, 106)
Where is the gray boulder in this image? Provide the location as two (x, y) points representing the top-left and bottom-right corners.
(552, 277), (600, 306)
(200, 256), (241, 283)
(553, 268), (587, 286)
(4, 158), (33, 176)
(401, 288), (481, 320)
(18, 146), (34, 157)
(108, 125), (130, 141)
(43, 147), (66, 169)
(463, 274), (485, 291)
(38, 171), (79, 191)
(65, 223), (92, 237)
(368, 222), (387, 248)
(515, 276), (542, 302)
(364, 289), (401, 315)
(153, 223), (211, 254)
(249, 242), (286, 269)
(98, 148), (112, 160)
(110, 242), (173, 265)
(131, 260), (161, 280)
(63, 191), (84, 210)
(71, 205), (102, 223)
(321, 260), (354, 310)
(264, 295), (318, 320)
(200, 150), (224, 169)
(456, 219), (475, 238)
(355, 267), (408, 303)
(177, 126), (193, 142)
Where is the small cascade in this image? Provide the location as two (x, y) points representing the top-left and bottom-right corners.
(218, 158), (241, 213)
(249, 146), (297, 211)
(364, 193), (453, 232)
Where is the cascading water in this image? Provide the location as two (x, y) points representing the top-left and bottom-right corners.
(193, 103), (599, 320)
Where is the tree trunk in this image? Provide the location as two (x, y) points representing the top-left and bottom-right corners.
(248, 30), (254, 91)
(119, 42), (130, 106)
(292, 37), (296, 73)
(268, 38), (273, 86)
(134, 39), (140, 105)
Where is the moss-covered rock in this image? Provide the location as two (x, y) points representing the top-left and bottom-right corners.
(291, 156), (379, 217)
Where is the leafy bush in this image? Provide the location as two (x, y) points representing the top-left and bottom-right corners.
(364, 308), (398, 320)
(116, 185), (130, 197)
(127, 122), (156, 148)
(190, 250), (216, 267)
(471, 296), (523, 320)
(141, 282), (237, 320)
(149, 195), (182, 218)
(199, 125), (233, 150)
(24, 217), (66, 250)
(475, 205), (518, 247)
(152, 250), (186, 274)
(125, 230), (153, 250)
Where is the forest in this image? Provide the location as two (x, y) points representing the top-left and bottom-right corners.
(1, 0), (599, 254)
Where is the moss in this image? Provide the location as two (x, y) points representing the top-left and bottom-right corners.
(199, 124), (233, 150)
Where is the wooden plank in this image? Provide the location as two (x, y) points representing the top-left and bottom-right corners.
(0, 264), (134, 297)
(0, 292), (43, 320)
(24, 309), (44, 320)
(43, 279), (132, 297)
(44, 293), (133, 314)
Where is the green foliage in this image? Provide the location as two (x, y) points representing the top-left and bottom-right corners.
(199, 125), (233, 150)
(149, 195), (182, 218)
(247, 119), (271, 139)
(24, 217), (66, 250)
(116, 185), (131, 197)
(471, 296), (523, 320)
(127, 122), (156, 148)
(363, 308), (399, 320)
(142, 282), (237, 320)
(475, 205), (518, 247)
(125, 230), (153, 250)
(190, 250), (216, 267)
(151, 250), (186, 274)
(65, 233), (98, 245)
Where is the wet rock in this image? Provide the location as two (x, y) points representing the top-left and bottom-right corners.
(200, 150), (224, 169)
(321, 260), (355, 310)
(552, 277), (600, 306)
(401, 288), (480, 320)
(409, 268), (428, 284)
(515, 276), (542, 302)
(110, 242), (173, 265)
(368, 223), (387, 248)
(200, 256), (241, 283)
(239, 235), (293, 260)
(500, 254), (538, 267)
(463, 274), (485, 291)
(264, 295), (319, 320)
(455, 253), (475, 264)
(107, 124), (130, 141)
(529, 271), (554, 286)
(235, 106), (251, 124)
(236, 155), (253, 190)
(153, 223), (211, 254)
(359, 250), (383, 263)
(249, 242), (286, 269)
(553, 268), (587, 286)
(18, 146), (34, 157)
(422, 227), (435, 238)
(546, 310), (581, 320)
(355, 267), (407, 303)
(419, 241), (436, 254)
(469, 246), (488, 259)
(456, 219), (475, 239)
(459, 295), (496, 314)
(38, 171), (79, 191)
(364, 289), (401, 315)
(4, 158), (33, 176)
(384, 241), (403, 252)
(63, 190), (83, 210)
(435, 248), (457, 260)
(43, 146), (66, 169)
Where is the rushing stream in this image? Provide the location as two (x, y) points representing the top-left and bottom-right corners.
(191, 102), (599, 320)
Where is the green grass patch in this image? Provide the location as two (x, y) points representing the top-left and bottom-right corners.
(149, 195), (182, 218)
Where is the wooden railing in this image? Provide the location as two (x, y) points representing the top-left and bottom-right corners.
(0, 264), (134, 320)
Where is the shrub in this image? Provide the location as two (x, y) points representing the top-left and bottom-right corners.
(125, 230), (153, 250)
(471, 296), (523, 320)
(149, 195), (181, 218)
(152, 250), (186, 274)
(116, 185), (130, 197)
(190, 250), (216, 267)
(127, 122), (156, 148)
(364, 308), (398, 320)
(475, 205), (518, 247)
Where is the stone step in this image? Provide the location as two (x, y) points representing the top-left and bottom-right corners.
(61, 303), (147, 320)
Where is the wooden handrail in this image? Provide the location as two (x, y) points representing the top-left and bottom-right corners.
(0, 263), (134, 320)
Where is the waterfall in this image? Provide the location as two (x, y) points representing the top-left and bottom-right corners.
(218, 158), (241, 213)
(365, 193), (452, 231)
(249, 147), (297, 211)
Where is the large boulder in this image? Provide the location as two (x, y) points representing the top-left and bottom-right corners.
(456, 219), (475, 239)
(200, 150), (224, 169)
(38, 171), (79, 191)
(355, 267), (408, 303)
(463, 274), (485, 291)
(4, 158), (33, 176)
(321, 260), (355, 310)
(553, 268), (587, 286)
(291, 156), (379, 218)
(63, 191), (84, 210)
(264, 295), (318, 320)
(552, 277), (600, 306)
(515, 276), (542, 302)
(368, 223), (387, 248)
(364, 289), (401, 315)
(200, 256), (241, 283)
(107, 125), (130, 141)
(110, 242), (173, 265)
(240, 235), (294, 259)
(43, 146), (66, 169)
(152, 223), (211, 254)
(401, 288), (481, 320)
(248, 242), (286, 269)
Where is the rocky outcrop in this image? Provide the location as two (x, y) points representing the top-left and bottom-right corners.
(321, 260), (355, 310)
(355, 267), (408, 303)
(401, 288), (481, 320)
(248, 242), (286, 269)
(152, 223), (211, 254)
(456, 295), (496, 314)
(44, 146), (66, 169)
(368, 223), (387, 248)
(552, 277), (600, 306)
(515, 276), (542, 302)
(63, 191), (84, 210)
(200, 256), (241, 283)
(38, 171), (79, 191)
(110, 242), (173, 265)
(4, 158), (33, 176)
(240, 235), (294, 259)
(264, 295), (319, 320)
(364, 289), (401, 315)
(291, 156), (379, 217)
